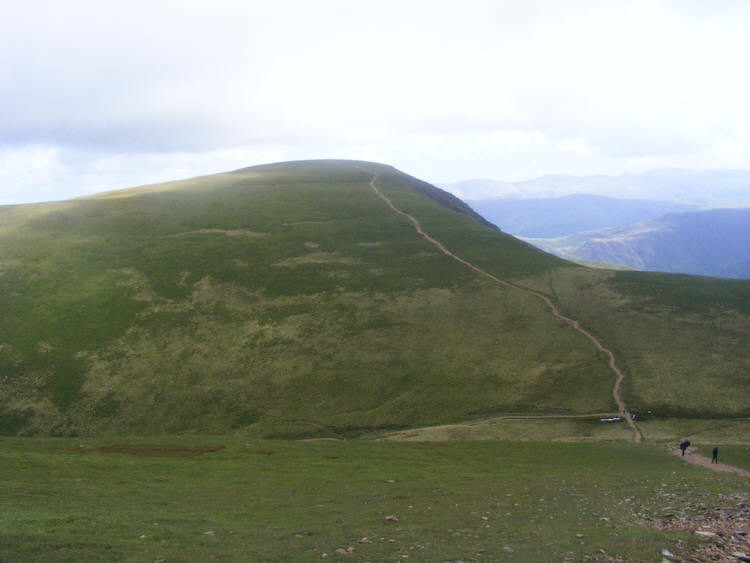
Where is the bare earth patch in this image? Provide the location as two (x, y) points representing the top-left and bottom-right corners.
(162, 229), (268, 238)
(69, 444), (224, 457)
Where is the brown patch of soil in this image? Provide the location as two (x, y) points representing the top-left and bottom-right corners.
(71, 444), (224, 457)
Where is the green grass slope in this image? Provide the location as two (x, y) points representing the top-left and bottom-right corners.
(1, 160), (749, 437)
(4, 437), (749, 562)
(541, 269), (750, 420)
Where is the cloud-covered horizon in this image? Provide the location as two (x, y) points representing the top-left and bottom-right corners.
(3, 0), (750, 204)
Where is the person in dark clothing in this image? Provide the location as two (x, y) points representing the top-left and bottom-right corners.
(712, 447), (718, 463)
(680, 440), (691, 456)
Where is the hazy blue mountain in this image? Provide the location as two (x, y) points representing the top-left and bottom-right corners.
(444, 179), (522, 199)
(443, 169), (750, 207)
(527, 208), (750, 279)
(467, 194), (695, 238)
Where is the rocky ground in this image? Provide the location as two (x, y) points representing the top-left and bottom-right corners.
(642, 493), (749, 562)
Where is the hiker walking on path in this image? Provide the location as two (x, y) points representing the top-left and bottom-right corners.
(712, 447), (719, 463)
(680, 440), (691, 456)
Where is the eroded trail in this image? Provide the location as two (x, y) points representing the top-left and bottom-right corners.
(368, 173), (643, 442)
(671, 448), (750, 477)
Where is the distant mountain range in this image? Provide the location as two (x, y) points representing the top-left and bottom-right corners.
(526, 208), (750, 279)
(467, 194), (695, 238)
(444, 168), (750, 207)
(446, 169), (750, 279)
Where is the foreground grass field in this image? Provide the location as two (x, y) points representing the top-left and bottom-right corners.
(2, 437), (748, 561)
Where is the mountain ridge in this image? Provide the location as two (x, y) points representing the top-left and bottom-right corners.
(443, 168), (750, 206)
(527, 208), (750, 279)
(467, 193), (695, 238)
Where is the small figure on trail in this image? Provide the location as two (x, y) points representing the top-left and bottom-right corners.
(712, 447), (718, 463)
(679, 440), (691, 456)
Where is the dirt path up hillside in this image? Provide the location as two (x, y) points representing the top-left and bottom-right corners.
(671, 447), (750, 477)
(367, 173), (643, 443)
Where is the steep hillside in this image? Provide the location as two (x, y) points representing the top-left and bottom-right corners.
(1, 160), (749, 437)
(528, 208), (750, 278)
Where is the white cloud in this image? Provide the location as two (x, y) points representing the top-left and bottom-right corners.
(2, 0), (750, 203)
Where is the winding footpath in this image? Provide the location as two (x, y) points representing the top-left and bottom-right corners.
(367, 173), (643, 443)
(671, 448), (750, 477)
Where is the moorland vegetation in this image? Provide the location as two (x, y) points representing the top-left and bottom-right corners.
(1, 160), (749, 439)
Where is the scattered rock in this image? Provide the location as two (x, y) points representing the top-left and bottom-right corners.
(647, 494), (750, 561)
(385, 515), (399, 522)
(502, 546), (515, 553)
(357, 537), (373, 544)
(662, 548), (674, 557)
(733, 553), (750, 562)
(202, 531), (216, 536)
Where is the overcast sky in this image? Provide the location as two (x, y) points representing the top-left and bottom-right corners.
(2, 0), (750, 204)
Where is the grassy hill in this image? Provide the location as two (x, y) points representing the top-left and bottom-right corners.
(2, 160), (749, 437)
(5, 436), (749, 561)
